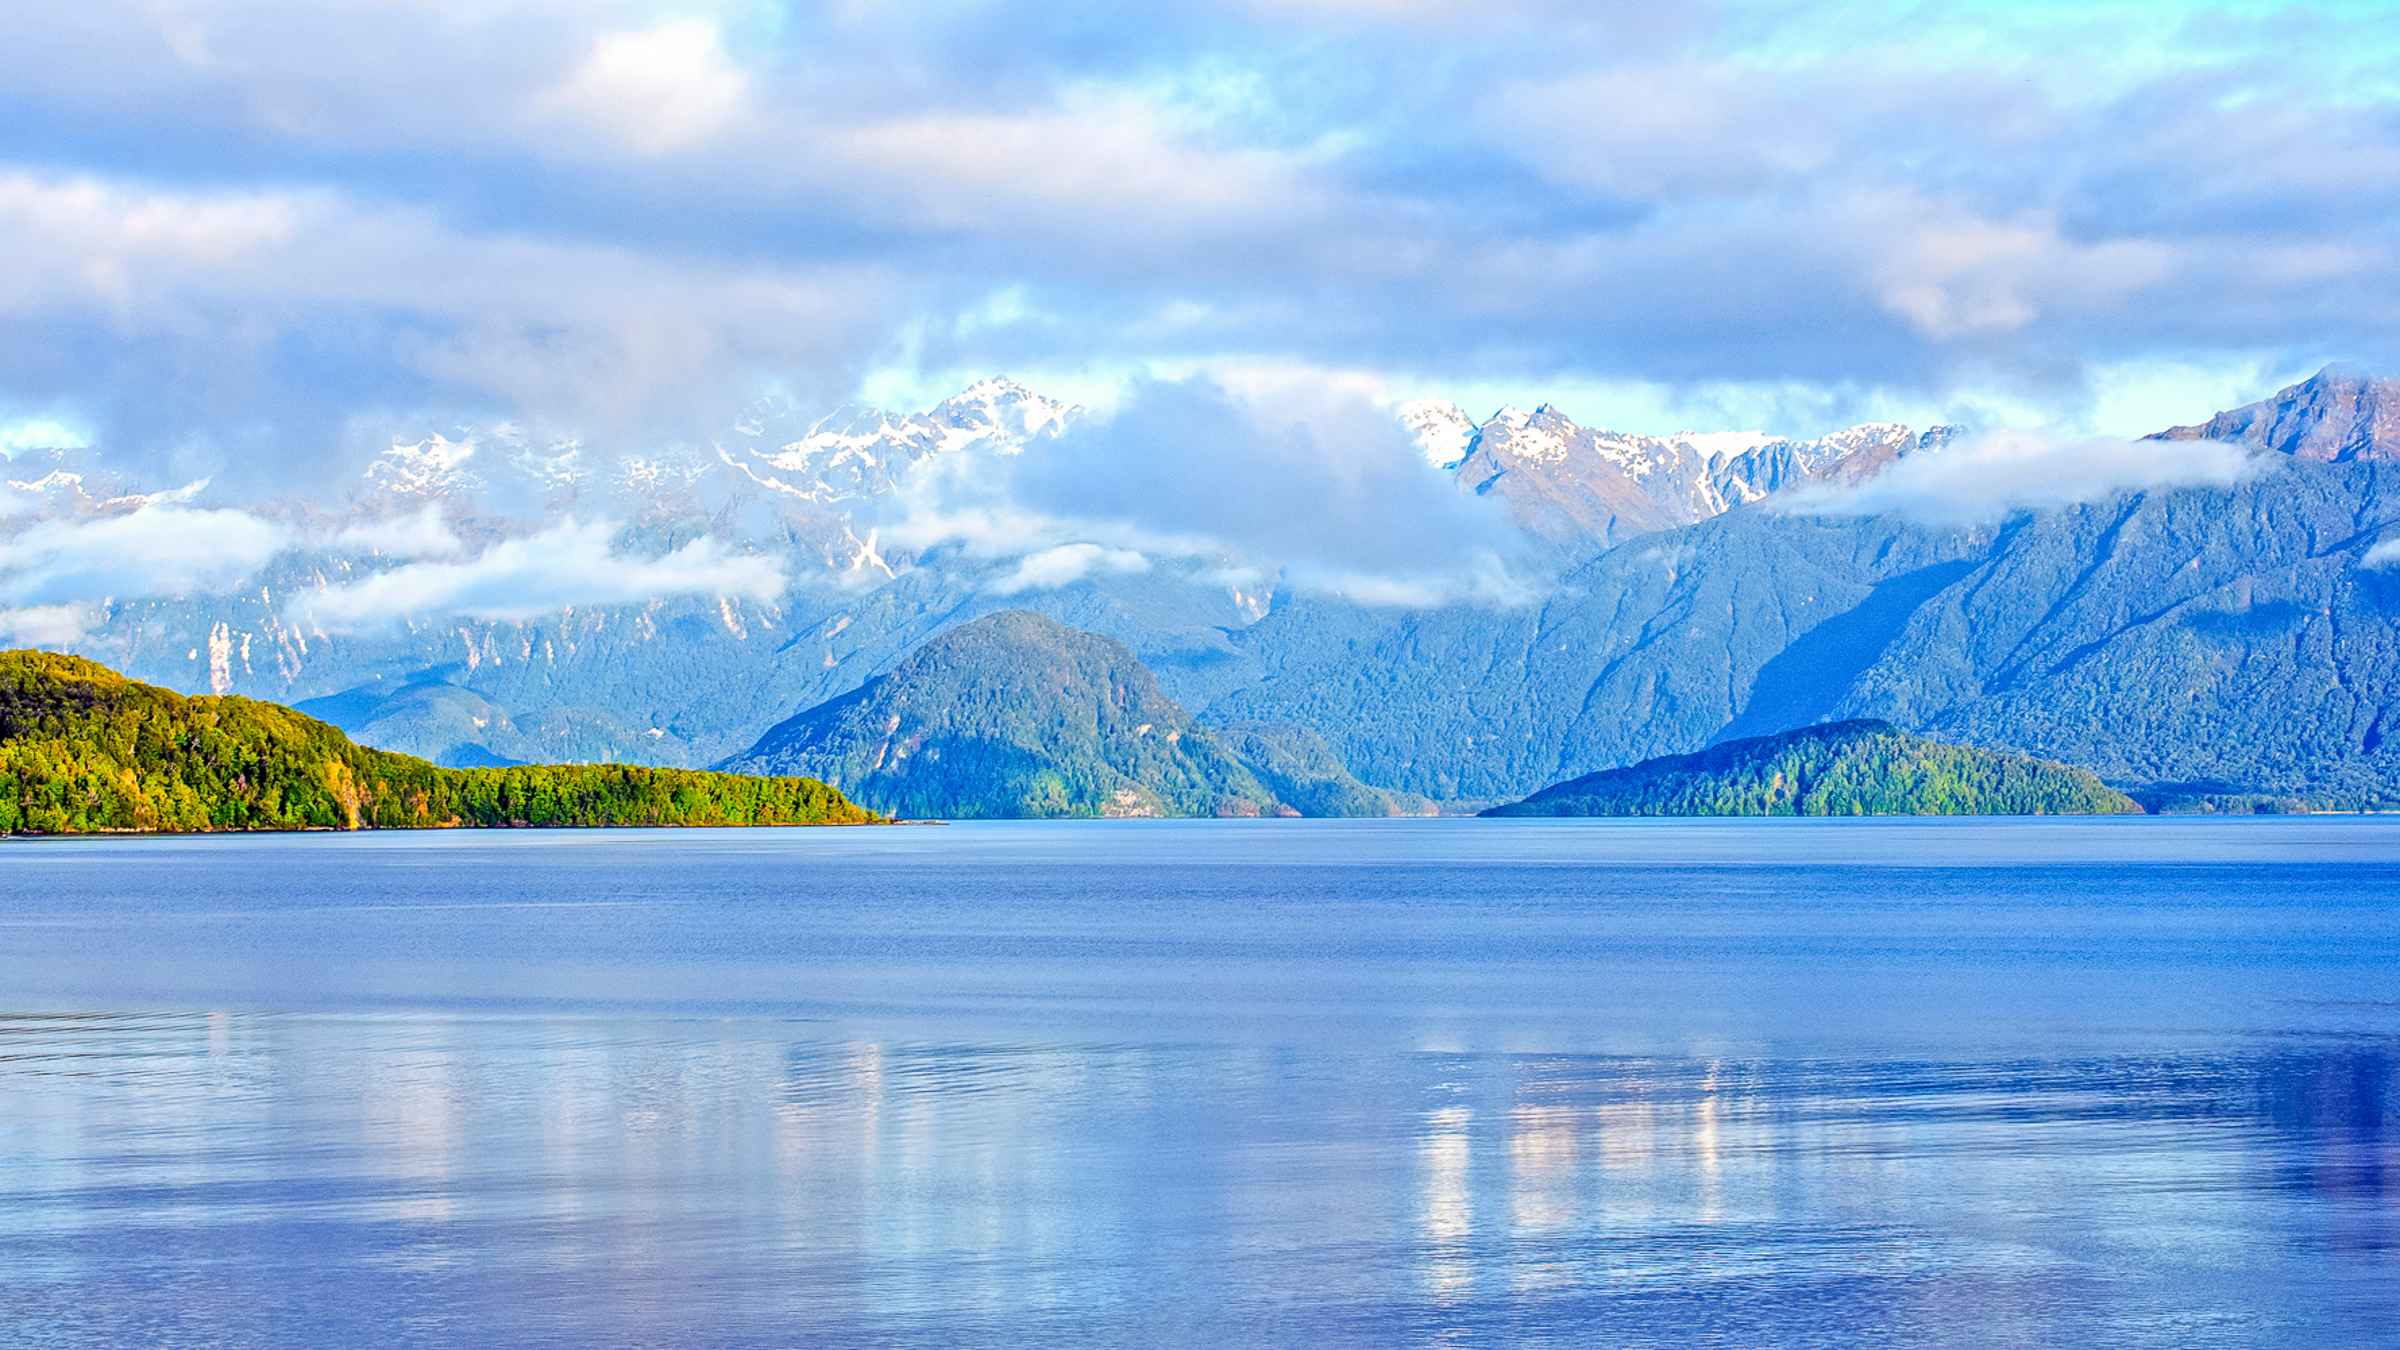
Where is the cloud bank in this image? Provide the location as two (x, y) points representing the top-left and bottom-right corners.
(1, 0), (2396, 471)
(882, 377), (1542, 606)
(986, 543), (1152, 596)
(0, 501), (290, 643)
(326, 505), (465, 560)
(1775, 430), (2258, 527)
(0, 504), (288, 605)
(289, 519), (785, 633)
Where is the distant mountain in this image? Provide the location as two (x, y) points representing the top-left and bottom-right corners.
(39, 376), (1957, 770)
(2151, 365), (2400, 462)
(353, 376), (1080, 513)
(295, 669), (531, 767)
(1484, 720), (2140, 817)
(709, 376), (1079, 507)
(1403, 402), (1956, 546)
(722, 611), (1293, 819)
(0, 650), (873, 834)
(25, 370), (2400, 814)
(1210, 452), (2400, 807)
(1212, 722), (1438, 818)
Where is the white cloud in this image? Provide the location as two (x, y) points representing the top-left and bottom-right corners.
(0, 504), (289, 605)
(1290, 553), (1543, 608)
(0, 603), (99, 646)
(1858, 193), (2178, 340)
(0, 169), (897, 463)
(824, 87), (1329, 235)
(538, 20), (748, 155)
(1775, 429), (2257, 526)
(876, 376), (1546, 608)
(290, 517), (784, 633)
(2364, 537), (2400, 569)
(986, 543), (1151, 595)
(0, 416), (93, 452)
(326, 504), (464, 559)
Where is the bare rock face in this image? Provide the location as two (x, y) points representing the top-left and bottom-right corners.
(2150, 365), (2400, 461)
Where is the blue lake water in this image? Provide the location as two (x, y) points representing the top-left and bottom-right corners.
(2, 817), (2397, 1345)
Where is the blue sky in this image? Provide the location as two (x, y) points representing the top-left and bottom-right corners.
(4, 0), (2397, 476)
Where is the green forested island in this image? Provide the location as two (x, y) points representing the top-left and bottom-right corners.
(1485, 720), (2143, 818)
(0, 650), (877, 834)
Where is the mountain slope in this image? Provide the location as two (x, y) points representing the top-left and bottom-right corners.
(1417, 402), (1954, 547)
(1207, 455), (2400, 806)
(1484, 720), (2140, 817)
(27, 372), (2400, 812)
(1211, 721), (1437, 818)
(721, 611), (1291, 819)
(0, 650), (873, 834)
(2151, 365), (2400, 462)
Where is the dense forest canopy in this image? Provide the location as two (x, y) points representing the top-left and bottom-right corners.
(728, 610), (1343, 819)
(0, 650), (875, 834)
(1487, 720), (2143, 817)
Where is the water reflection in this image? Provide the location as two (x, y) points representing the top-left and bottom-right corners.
(5, 819), (2400, 1342)
(8, 1010), (2394, 1343)
(1419, 1102), (1474, 1315)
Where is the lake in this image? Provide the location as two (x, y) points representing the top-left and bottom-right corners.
(2, 817), (2396, 1345)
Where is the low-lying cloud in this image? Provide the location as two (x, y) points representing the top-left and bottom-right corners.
(2364, 536), (2400, 569)
(879, 377), (1544, 607)
(289, 518), (784, 633)
(0, 503), (288, 608)
(1775, 429), (2257, 527)
(0, 603), (104, 646)
(325, 504), (465, 560)
(985, 542), (1151, 595)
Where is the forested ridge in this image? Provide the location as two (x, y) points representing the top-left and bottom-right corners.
(0, 650), (876, 834)
(1486, 720), (2143, 817)
(724, 611), (1289, 819)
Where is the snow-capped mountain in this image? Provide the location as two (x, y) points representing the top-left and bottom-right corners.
(1398, 400), (1478, 469)
(3, 374), (1973, 770)
(1402, 402), (1959, 546)
(346, 379), (1932, 565)
(351, 377), (1080, 519)
(712, 377), (1078, 505)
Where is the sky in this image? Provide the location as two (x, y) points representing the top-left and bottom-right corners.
(3, 0), (2397, 478)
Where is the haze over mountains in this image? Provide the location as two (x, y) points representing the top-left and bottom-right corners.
(9, 366), (2400, 811)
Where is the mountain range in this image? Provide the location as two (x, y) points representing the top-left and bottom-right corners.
(14, 365), (2400, 813)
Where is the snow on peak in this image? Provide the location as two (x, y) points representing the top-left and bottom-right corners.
(367, 433), (480, 497)
(1674, 430), (1777, 458)
(930, 376), (1078, 452)
(1793, 422), (1922, 474)
(1397, 400), (1475, 469)
(717, 378), (1084, 505)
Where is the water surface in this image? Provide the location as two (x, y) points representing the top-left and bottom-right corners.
(2, 818), (2396, 1344)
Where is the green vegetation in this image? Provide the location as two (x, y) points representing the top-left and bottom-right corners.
(725, 611), (1297, 819)
(1484, 720), (2143, 817)
(1213, 721), (1435, 818)
(0, 649), (876, 834)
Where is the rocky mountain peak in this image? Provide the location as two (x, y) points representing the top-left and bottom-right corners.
(1397, 399), (1475, 468)
(2150, 364), (2400, 462)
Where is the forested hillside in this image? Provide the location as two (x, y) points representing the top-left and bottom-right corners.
(722, 611), (1291, 819)
(0, 651), (874, 834)
(1485, 720), (2142, 817)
